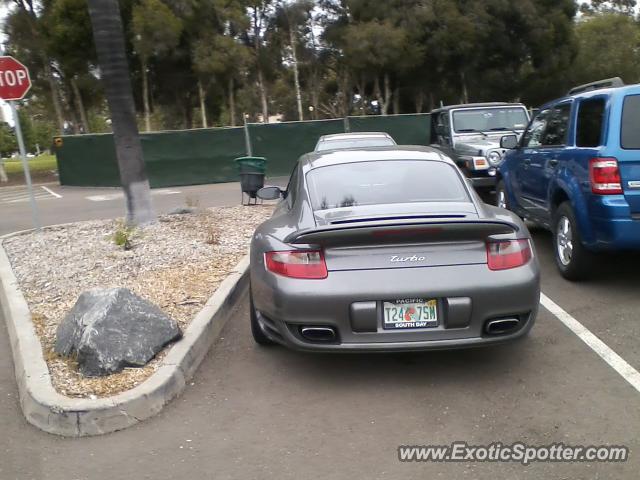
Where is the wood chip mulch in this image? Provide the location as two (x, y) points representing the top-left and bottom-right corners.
(3, 205), (273, 398)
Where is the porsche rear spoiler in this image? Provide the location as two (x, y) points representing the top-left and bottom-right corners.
(285, 219), (520, 247)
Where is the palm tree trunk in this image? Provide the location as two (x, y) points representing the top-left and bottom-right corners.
(198, 80), (207, 128)
(141, 57), (151, 132)
(71, 77), (90, 133)
(289, 28), (304, 121)
(87, 0), (155, 225)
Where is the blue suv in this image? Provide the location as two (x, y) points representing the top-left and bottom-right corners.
(497, 78), (640, 280)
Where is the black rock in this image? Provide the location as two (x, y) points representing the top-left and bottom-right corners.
(54, 288), (182, 377)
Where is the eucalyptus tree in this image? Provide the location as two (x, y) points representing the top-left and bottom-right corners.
(131, 0), (183, 131)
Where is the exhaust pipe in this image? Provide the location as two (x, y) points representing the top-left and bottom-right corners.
(300, 326), (336, 342)
(485, 318), (520, 335)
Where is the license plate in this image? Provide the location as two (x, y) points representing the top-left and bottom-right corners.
(383, 299), (438, 330)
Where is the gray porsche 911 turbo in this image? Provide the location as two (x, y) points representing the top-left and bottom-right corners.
(250, 146), (540, 352)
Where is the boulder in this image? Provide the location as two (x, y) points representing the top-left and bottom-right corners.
(55, 288), (182, 377)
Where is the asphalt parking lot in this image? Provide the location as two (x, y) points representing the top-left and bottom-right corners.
(2, 208), (640, 479)
(0, 178), (288, 235)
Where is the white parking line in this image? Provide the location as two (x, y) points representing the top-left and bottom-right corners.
(40, 185), (62, 198)
(86, 189), (181, 202)
(541, 292), (640, 394)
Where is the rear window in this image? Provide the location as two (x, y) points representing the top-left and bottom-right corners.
(306, 160), (469, 211)
(316, 137), (395, 151)
(621, 95), (640, 149)
(576, 98), (605, 147)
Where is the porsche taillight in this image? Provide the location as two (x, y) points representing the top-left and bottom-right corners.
(486, 239), (532, 270)
(265, 250), (328, 279)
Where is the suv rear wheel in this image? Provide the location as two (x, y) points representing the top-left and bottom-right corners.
(553, 202), (593, 281)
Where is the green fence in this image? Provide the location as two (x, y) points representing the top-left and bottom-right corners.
(348, 114), (431, 146)
(55, 114), (431, 188)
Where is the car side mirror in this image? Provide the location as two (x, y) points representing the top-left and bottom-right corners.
(257, 186), (284, 200)
(435, 124), (446, 136)
(500, 134), (518, 149)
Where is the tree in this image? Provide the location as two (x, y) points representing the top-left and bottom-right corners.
(0, 122), (15, 182)
(44, 0), (97, 133)
(246, 0), (276, 123)
(571, 13), (640, 86)
(132, 0), (183, 131)
(193, 33), (250, 126)
(579, 0), (637, 15)
(87, 0), (155, 225)
(0, 122), (17, 158)
(274, 0), (315, 120)
(2, 0), (66, 132)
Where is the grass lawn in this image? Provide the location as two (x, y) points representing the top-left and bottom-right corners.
(3, 154), (58, 175)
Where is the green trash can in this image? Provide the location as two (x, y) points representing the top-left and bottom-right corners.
(234, 157), (267, 204)
(234, 156), (267, 174)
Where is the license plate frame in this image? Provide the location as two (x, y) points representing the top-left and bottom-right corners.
(382, 298), (439, 330)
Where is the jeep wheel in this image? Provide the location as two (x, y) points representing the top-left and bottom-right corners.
(553, 202), (593, 281)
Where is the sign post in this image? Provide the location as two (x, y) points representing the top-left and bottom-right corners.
(0, 56), (39, 228)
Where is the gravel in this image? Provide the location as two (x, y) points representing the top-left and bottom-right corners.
(2, 205), (272, 398)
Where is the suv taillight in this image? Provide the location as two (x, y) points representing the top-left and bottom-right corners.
(265, 250), (328, 279)
(486, 239), (532, 270)
(590, 157), (623, 195)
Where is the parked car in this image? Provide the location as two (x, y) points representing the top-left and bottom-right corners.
(497, 77), (640, 280)
(429, 102), (530, 192)
(249, 146), (540, 351)
(314, 132), (396, 152)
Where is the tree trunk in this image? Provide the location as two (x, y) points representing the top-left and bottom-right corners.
(252, 6), (268, 123)
(460, 70), (469, 104)
(414, 90), (424, 113)
(45, 64), (65, 133)
(341, 73), (351, 117)
(375, 74), (392, 115)
(69, 101), (80, 134)
(87, 0), (155, 225)
(257, 69), (268, 123)
(289, 28), (304, 121)
(71, 77), (90, 133)
(198, 80), (207, 128)
(382, 73), (391, 115)
(393, 86), (400, 114)
(228, 77), (236, 126)
(141, 57), (151, 132)
(0, 159), (7, 183)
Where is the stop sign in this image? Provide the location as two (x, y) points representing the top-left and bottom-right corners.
(0, 56), (32, 101)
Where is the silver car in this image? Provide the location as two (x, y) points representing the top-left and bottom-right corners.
(250, 146), (540, 352)
(314, 132), (396, 152)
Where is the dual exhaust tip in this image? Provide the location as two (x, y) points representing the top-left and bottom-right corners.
(300, 320), (520, 342)
(300, 326), (337, 343)
(485, 318), (520, 335)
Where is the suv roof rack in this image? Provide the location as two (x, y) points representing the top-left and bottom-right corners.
(568, 77), (625, 95)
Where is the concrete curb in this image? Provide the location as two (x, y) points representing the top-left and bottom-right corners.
(0, 236), (249, 436)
